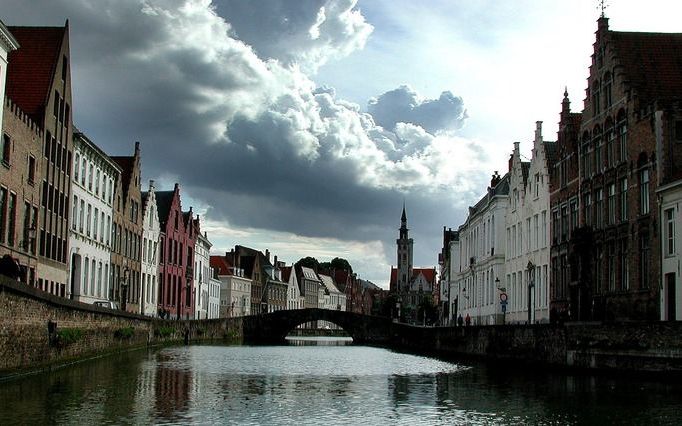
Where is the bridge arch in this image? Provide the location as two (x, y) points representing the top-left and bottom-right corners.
(242, 309), (394, 345)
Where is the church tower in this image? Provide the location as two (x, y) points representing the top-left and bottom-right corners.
(396, 204), (413, 293)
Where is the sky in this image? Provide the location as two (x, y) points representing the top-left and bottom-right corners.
(2, 0), (681, 288)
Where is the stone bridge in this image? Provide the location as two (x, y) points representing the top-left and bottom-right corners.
(242, 308), (394, 344)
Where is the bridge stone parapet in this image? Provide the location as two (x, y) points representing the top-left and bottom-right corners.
(242, 308), (394, 345)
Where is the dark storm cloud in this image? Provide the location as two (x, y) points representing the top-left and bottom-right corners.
(2, 0), (491, 268)
(368, 85), (468, 134)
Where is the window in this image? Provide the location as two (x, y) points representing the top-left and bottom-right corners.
(592, 81), (601, 116)
(79, 199), (84, 233)
(53, 90), (60, 118)
(83, 257), (89, 295)
(86, 204), (92, 237)
(604, 73), (612, 108)
(608, 243), (616, 291)
(666, 208), (675, 256)
(100, 211), (105, 243)
(595, 188), (603, 228)
(594, 131), (602, 172)
(88, 163), (93, 191)
(541, 211), (547, 247)
(616, 244), (627, 294)
(0, 188), (7, 244)
(607, 183), (616, 225)
(606, 126), (615, 167)
(640, 233), (650, 288)
(570, 200), (578, 233)
(81, 159), (86, 186)
(72, 196), (78, 230)
(95, 170), (100, 195)
(619, 118), (628, 162)
(535, 173), (540, 197)
(620, 178), (628, 222)
(22, 202), (31, 252)
(27, 155), (36, 184)
(561, 205), (568, 241)
(7, 193), (16, 246)
(581, 135), (592, 177)
(1, 134), (10, 166)
(640, 169), (650, 215)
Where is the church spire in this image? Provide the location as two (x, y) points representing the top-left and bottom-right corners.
(401, 202), (407, 227)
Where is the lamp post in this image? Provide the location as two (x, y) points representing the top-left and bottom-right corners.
(527, 260), (535, 324)
(496, 277), (507, 325)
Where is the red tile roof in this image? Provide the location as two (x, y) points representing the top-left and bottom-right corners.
(390, 267), (436, 289)
(6, 25), (65, 125)
(610, 31), (682, 102)
(210, 255), (233, 275)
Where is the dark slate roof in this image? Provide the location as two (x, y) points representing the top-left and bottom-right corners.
(6, 25), (65, 124)
(610, 30), (682, 102)
(155, 190), (175, 226)
(240, 255), (255, 278)
(544, 141), (557, 171)
(468, 172), (510, 218)
(280, 266), (292, 283)
(111, 156), (134, 199)
(521, 161), (531, 186)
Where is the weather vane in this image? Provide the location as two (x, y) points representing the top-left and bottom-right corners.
(597, 0), (609, 18)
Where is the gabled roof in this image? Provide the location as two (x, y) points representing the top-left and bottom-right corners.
(300, 266), (320, 282)
(413, 268), (436, 285)
(6, 25), (65, 124)
(319, 273), (341, 295)
(280, 266), (292, 283)
(610, 30), (682, 102)
(210, 255), (233, 275)
(543, 141), (557, 171)
(111, 156), (134, 198)
(155, 190), (175, 226)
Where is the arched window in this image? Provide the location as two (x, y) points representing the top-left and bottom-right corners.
(74, 153), (80, 182)
(617, 109), (627, 163)
(83, 257), (89, 296)
(605, 118), (615, 167)
(593, 125), (603, 172)
(604, 72), (612, 108)
(581, 131), (591, 176)
(592, 81), (601, 116)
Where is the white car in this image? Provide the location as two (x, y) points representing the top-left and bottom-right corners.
(93, 300), (120, 310)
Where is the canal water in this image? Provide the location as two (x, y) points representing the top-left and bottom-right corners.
(1, 338), (681, 425)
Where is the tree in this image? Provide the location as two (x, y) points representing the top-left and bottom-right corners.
(295, 256), (320, 271)
(330, 257), (353, 273)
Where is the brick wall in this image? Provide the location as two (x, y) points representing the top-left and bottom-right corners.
(0, 276), (243, 377)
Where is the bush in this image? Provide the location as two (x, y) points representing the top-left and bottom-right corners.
(155, 326), (175, 338)
(57, 328), (83, 346)
(114, 326), (135, 339)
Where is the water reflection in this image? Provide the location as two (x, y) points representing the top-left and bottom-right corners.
(285, 336), (353, 346)
(1, 344), (681, 425)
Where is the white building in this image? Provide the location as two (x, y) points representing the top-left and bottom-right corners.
(140, 180), (160, 316)
(451, 172), (509, 325)
(658, 180), (682, 321)
(208, 268), (220, 319)
(504, 122), (553, 324)
(0, 20), (19, 132)
(319, 273), (346, 311)
(194, 229), (211, 319)
(280, 265), (302, 309)
(211, 254), (251, 317)
(69, 130), (119, 304)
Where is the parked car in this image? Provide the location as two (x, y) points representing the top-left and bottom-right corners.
(93, 300), (120, 310)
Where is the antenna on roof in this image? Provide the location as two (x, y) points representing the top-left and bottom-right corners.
(597, 0), (609, 18)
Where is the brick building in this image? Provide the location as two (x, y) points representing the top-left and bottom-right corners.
(156, 184), (195, 319)
(551, 17), (682, 321)
(7, 23), (74, 296)
(111, 143), (142, 313)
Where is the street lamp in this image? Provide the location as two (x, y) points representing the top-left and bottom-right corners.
(527, 260), (535, 324)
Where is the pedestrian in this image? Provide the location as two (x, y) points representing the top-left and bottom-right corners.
(457, 314), (464, 327)
(465, 313), (471, 326)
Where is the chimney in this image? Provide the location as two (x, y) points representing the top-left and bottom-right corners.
(490, 171), (501, 188)
(265, 249), (270, 261)
(274, 255), (278, 266)
(149, 179), (155, 191)
(174, 182), (179, 191)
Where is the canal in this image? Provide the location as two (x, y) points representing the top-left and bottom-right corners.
(0, 338), (680, 425)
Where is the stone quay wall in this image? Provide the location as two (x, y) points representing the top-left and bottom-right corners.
(389, 321), (682, 373)
(0, 277), (243, 378)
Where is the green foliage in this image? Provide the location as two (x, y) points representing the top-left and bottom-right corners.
(295, 256), (320, 270)
(57, 328), (83, 345)
(155, 326), (176, 338)
(330, 257), (353, 273)
(114, 326), (135, 339)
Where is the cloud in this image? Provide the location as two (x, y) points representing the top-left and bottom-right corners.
(367, 85), (467, 134)
(214, 0), (373, 72)
(2, 0), (495, 283)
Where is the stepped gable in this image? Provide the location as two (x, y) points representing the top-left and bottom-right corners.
(6, 25), (65, 124)
(154, 190), (175, 227)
